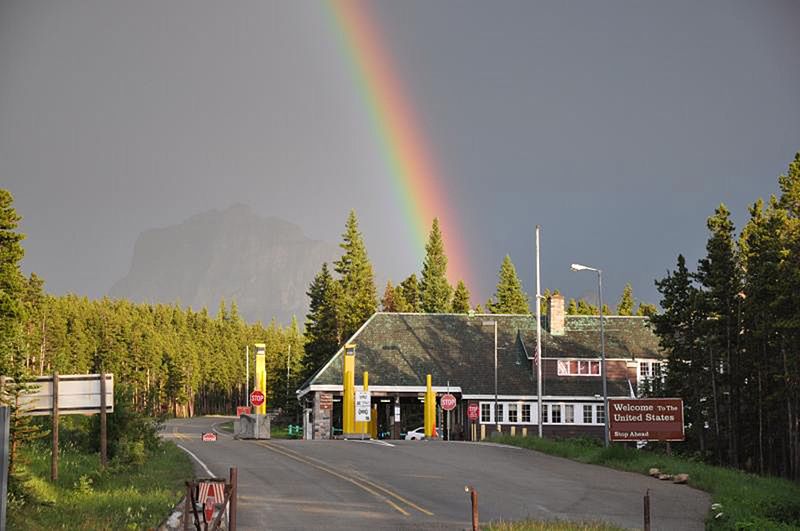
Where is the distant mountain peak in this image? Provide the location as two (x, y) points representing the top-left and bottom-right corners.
(109, 206), (339, 324)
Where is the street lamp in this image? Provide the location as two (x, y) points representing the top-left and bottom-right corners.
(570, 263), (609, 447)
(482, 321), (500, 433)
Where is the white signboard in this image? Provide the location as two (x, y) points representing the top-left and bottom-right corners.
(6, 374), (114, 416)
(394, 404), (400, 423)
(355, 390), (371, 422)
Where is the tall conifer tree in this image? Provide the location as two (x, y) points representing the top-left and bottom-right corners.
(399, 274), (420, 312)
(488, 255), (530, 314)
(419, 218), (452, 313)
(303, 263), (341, 379)
(333, 211), (377, 339)
(451, 280), (471, 313)
(617, 283), (635, 315)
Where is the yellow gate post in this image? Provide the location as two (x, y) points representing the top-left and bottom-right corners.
(343, 344), (356, 435)
(255, 343), (266, 415)
(424, 374), (436, 438)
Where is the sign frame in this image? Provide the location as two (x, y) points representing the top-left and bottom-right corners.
(608, 398), (685, 442)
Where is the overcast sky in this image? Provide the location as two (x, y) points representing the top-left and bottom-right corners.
(2, 0), (799, 311)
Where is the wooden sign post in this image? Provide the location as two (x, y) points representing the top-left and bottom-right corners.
(51, 372), (59, 481)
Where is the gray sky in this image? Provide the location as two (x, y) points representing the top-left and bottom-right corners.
(2, 0), (799, 310)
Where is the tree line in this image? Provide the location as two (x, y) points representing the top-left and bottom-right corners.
(650, 152), (800, 480)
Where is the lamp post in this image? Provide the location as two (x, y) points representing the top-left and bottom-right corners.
(570, 263), (608, 447)
(482, 321), (499, 433)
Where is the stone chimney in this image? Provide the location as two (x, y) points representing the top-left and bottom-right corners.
(548, 294), (565, 336)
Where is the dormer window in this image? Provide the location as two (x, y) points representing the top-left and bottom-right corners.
(557, 359), (601, 376)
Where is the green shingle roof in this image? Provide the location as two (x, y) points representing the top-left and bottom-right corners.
(300, 313), (663, 397)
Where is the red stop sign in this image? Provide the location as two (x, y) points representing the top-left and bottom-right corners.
(467, 402), (480, 421)
(440, 393), (457, 411)
(250, 390), (265, 407)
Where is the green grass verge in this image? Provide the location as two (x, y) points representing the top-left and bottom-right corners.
(484, 520), (625, 530)
(8, 441), (193, 530)
(492, 435), (800, 530)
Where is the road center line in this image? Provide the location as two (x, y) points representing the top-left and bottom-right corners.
(255, 441), (421, 517)
(258, 442), (433, 517)
(177, 443), (214, 477)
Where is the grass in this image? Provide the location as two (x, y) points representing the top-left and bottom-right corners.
(8, 440), (193, 530)
(485, 520), (625, 530)
(492, 435), (800, 530)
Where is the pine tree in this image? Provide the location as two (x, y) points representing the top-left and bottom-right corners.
(333, 211), (377, 339)
(651, 254), (709, 457)
(636, 302), (658, 317)
(617, 283), (634, 315)
(399, 274), (420, 312)
(695, 204), (741, 465)
(303, 263), (341, 380)
(0, 189), (25, 375)
(419, 218), (452, 313)
(451, 280), (471, 313)
(576, 299), (597, 315)
(488, 256), (530, 314)
(567, 298), (578, 315)
(381, 281), (398, 312)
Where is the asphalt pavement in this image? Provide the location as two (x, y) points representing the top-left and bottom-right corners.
(163, 417), (709, 530)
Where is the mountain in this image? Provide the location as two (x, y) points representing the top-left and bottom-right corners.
(109, 204), (340, 324)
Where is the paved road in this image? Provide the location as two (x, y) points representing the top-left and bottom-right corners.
(163, 417), (709, 530)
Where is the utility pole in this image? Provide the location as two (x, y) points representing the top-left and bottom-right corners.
(286, 344), (292, 402)
(535, 225), (543, 438)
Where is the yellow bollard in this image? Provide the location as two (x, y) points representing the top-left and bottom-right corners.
(343, 345), (356, 434)
(424, 374), (435, 438)
(370, 405), (378, 439)
(255, 345), (266, 415)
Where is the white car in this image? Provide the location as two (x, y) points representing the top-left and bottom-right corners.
(404, 427), (442, 440)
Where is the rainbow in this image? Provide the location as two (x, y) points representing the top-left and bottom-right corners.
(326, 0), (473, 290)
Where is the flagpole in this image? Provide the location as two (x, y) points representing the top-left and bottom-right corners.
(535, 225), (543, 438)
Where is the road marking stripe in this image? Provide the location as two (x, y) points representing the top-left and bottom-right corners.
(353, 475), (435, 516)
(177, 444), (214, 477)
(254, 441), (413, 517)
(257, 441), (434, 517)
(348, 439), (395, 447)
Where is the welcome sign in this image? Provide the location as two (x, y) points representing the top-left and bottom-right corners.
(608, 398), (684, 442)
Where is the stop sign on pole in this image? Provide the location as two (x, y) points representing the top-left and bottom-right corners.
(440, 393), (457, 411)
(467, 402), (480, 421)
(250, 390), (265, 407)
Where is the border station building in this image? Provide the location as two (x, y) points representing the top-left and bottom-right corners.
(296, 295), (665, 440)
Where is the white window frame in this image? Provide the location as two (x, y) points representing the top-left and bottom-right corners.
(557, 359), (602, 377)
(479, 401), (538, 425)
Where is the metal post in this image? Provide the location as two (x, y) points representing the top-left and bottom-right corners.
(245, 345), (249, 407)
(469, 486), (479, 531)
(643, 489), (651, 531)
(599, 270), (609, 448)
(286, 344), (291, 402)
(535, 225), (543, 438)
(183, 482), (192, 531)
(100, 372), (108, 467)
(493, 322), (499, 433)
(229, 467), (238, 531)
(0, 406), (10, 531)
(52, 372), (59, 481)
